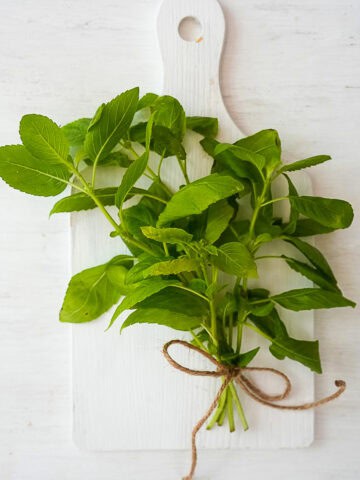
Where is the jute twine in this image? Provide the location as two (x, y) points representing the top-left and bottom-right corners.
(163, 339), (346, 480)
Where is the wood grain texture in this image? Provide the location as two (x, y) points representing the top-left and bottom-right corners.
(0, 0), (359, 478)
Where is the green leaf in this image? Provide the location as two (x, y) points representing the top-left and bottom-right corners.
(250, 309), (321, 372)
(108, 277), (181, 328)
(62, 118), (91, 146)
(115, 152), (148, 209)
(60, 255), (133, 323)
(250, 309), (287, 338)
(96, 151), (132, 168)
(50, 186), (151, 215)
(283, 236), (336, 281)
(50, 187), (117, 214)
(115, 115), (154, 212)
(291, 196), (354, 229)
(283, 257), (340, 292)
(126, 255), (166, 284)
(20, 114), (70, 165)
(151, 125), (186, 159)
(205, 200), (234, 244)
(0, 145), (70, 196)
(214, 143), (265, 172)
(143, 257), (199, 277)
(292, 219), (335, 236)
(141, 226), (192, 244)
(136, 287), (208, 317)
(137, 92), (158, 110)
(271, 288), (355, 311)
(84, 87), (139, 164)
(234, 129), (281, 172)
(269, 336), (322, 373)
(210, 140), (263, 187)
(282, 173), (299, 234)
(236, 347), (260, 367)
(157, 173), (244, 226)
(121, 307), (201, 331)
(152, 95), (186, 140)
(186, 116), (218, 137)
(210, 242), (257, 278)
(279, 155), (331, 173)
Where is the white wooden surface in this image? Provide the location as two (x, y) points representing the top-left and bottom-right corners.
(0, 0), (359, 478)
(72, 0), (315, 451)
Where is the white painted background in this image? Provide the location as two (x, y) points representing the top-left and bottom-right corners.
(0, 0), (359, 478)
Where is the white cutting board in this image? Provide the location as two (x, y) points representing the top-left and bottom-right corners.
(71, 0), (314, 450)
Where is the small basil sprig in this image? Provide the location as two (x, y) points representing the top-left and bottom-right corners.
(0, 87), (355, 433)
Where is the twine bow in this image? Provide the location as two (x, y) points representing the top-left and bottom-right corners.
(163, 339), (346, 480)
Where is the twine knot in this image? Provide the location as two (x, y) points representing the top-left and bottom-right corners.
(163, 339), (346, 480)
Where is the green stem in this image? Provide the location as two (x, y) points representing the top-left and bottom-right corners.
(177, 157), (190, 184)
(217, 389), (228, 426)
(236, 321), (243, 354)
(227, 389), (235, 432)
(172, 285), (210, 303)
(162, 242), (169, 256)
(255, 255), (283, 260)
(261, 196), (289, 207)
(229, 383), (249, 431)
(207, 385), (227, 430)
(245, 322), (272, 342)
(248, 178), (272, 240)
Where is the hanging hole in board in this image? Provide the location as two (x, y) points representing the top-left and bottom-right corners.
(178, 16), (203, 43)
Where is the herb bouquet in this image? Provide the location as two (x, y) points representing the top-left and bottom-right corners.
(0, 87), (355, 479)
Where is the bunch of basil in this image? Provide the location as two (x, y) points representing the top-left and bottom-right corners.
(0, 87), (355, 431)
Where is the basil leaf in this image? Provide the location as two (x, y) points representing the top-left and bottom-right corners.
(214, 143), (265, 172)
(62, 118), (91, 146)
(108, 277), (181, 328)
(283, 236), (336, 281)
(283, 257), (340, 292)
(50, 187), (117, 214)
(293, 219), (335, 237)
(141, 226), (193, 244)
(126, 255), (166, 284)
(269, 336), (322, 373)
(157, 173), (244, 226)
(234, 129), (281, 172)
(152, 95), (186, 140)
(60, 255), (133, 323)
(205, 200), (234, 244)
(186, 116), (218, 137)
(143, 257), (199, 277)
(151, 125), (186, 159)
(50, 186), (156, 215)
(20, 114), (70, 166)
(236, 347), (260, 367)
(137, 92), (158, 110)
(115, 152), (148, 209)
(291, 196), (354, 229)
(250, 309), (321, 372)
(84, 87), (139, 164)
(282, 173), (299, 234)
(271, 288), (355, 311)
(136, 287), (208, 317)
(211, 141), (263, 188)
(250, 309), (287, 338)
(95, 151), (132, 168)
(121, 307), (201, 332)
(210, 242), (257, 278)
(279, 155), (331, 173)
(0, 145), (70, 196)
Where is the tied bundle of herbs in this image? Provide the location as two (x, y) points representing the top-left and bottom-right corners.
(0, 87), (355, 479)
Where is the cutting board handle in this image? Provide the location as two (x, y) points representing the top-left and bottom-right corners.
(157, 0), (238, 138)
